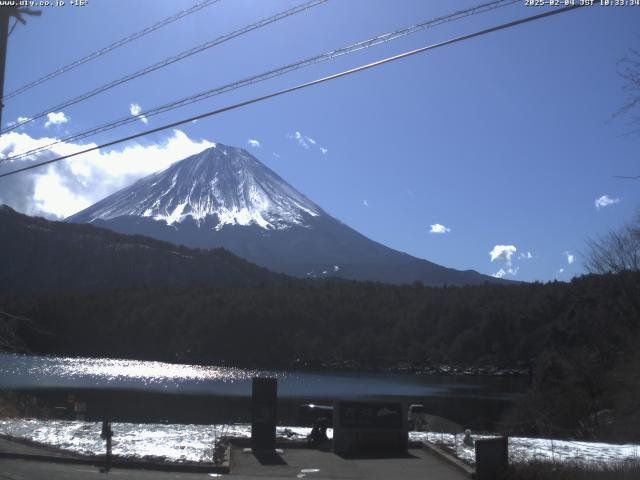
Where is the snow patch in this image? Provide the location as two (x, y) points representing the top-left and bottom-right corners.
(69, 144), (322, 230)
(1, 419), (638, 468)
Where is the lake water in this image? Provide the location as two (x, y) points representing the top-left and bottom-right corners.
(0, 353), (527, 426)
(1, 354), (636, 467)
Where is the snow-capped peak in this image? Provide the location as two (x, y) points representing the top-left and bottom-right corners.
(67, 143), (322, 230)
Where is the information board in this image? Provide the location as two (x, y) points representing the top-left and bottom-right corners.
(333, 400), (407, 457)
(339, 401), (403, 429)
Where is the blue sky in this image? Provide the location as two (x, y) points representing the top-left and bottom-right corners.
(0, 0), (639, 282)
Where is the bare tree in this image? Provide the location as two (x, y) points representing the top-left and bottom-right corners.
(584, 215), (640, 274)
(616, 48), (640, 125)
(612, 48), (640, 180)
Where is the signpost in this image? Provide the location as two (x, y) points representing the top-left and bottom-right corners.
(251, 377), (277, 451)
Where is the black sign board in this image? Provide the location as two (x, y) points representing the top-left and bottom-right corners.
(475, 437), (508, 480)
(251, 377), (277, 450)
(333, 400), (408, 457)
(339, 401), (403, 429)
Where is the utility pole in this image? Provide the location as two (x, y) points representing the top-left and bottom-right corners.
(0, 8), (11, 130)
(0, 6), (41, 129)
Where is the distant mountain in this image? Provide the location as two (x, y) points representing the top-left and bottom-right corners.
(0, 205), (286, 295)
(67, 143), (504, 286)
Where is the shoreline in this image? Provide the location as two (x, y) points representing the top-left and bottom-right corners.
(0, 350), (532, 378)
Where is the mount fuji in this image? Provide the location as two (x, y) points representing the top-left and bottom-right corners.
(67, 143), (501, 286)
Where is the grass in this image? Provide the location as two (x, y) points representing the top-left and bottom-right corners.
(507, 459), (640, 480)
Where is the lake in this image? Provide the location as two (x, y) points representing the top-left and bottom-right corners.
(0, 353), (527, 427)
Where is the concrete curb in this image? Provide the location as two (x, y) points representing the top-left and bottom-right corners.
(423, 441), (475, 478)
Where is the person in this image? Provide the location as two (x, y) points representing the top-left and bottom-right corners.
(306, 417), (329, 448)
(101, 420), (113, 471)
(463, 429), (474, 447)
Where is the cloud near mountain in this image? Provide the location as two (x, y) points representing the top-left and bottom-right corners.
(0, 129), (213, 218)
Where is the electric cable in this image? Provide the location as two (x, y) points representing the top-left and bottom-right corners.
(0, 0), (327, 134)
(2, 0), (518, 163)
(1, 0), (223, 102)
(0, 4), (587, 179)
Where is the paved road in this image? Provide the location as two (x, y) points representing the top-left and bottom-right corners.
(230, 446), (469, 479)
(0, 433), (471, 480)
(0, 448), (469, 480)
(0, 459), (216, 479)
(0, 437), (85, 458)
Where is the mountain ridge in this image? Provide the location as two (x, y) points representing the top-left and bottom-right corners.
(0, 204), (288, 295)
(67, 143), (508, 286)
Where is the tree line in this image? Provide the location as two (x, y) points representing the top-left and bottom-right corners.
(3, 270), (640, 440)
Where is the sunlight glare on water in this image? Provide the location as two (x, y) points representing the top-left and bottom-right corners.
(0, 353), (281, 390)
(0, 353), (525, 400)
(49, 356), (265, 384)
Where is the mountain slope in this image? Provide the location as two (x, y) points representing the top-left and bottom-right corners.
(0, 205), (287, 295)
(68, 144), (321, 230)
(67, 143), (504, 286)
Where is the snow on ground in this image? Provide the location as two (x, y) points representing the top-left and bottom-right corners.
(1, 418), (638, 466)
(411, 431), (640, 466)
(0, 419), (313, 463)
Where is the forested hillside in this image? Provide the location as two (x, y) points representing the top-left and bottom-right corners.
(0, 205), (287, 294)
(3, 271), (640, 439)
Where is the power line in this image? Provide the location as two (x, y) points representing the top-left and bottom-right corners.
(3, 0), (516, 162)
(0, 4), (587, 180)
(0, 0), (327, 135)
(0, 0), (222, 102)
(2, 0), (518, 163)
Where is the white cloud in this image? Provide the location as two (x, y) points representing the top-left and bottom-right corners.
(129, 103), (148, 125)
(6, 116), (31, 128)
(333, 265), (340, 272)
(272, 152), (280, 158)
(287, 131), (327, 155)
(493, 268), (507, 279)
(33, 169), (90, 219)
(489, 245), (517, 266)
(0, 129), (214, 219)
(429, 223), (451, 234)
(290, 131), (309, 149)
(564, 251), (575, 265)
(558, 268), (565, 274)
(44, 112), (69, 128)
(517, 251), (533, 260)
(595, 195), (620, 210)
(493, 267), (519, 279)
(363, 199), (368, 207)
(247, 139), (261, 148)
